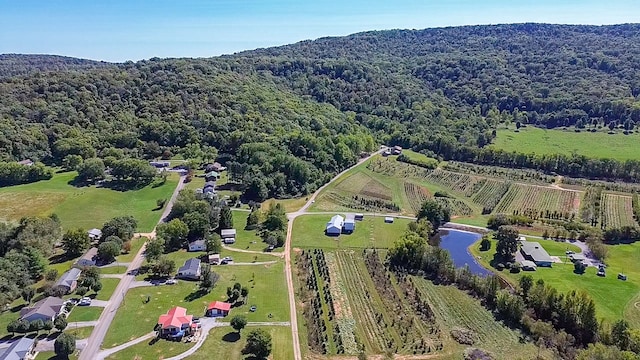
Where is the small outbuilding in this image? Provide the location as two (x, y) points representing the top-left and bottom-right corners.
(204, 171), (220, 181)
(343, 214), (356, 233)
(568, 253), (586, 263)
(150, 161), (170, 168)
(208, 254), (220, 265)
(206, 301), (231, 317)
(221, 229), (236, 244)
(326, 215), (344, 235)
(354, 213), (364, 221)
(88, 228), (102, 240)
(384, 217), (394, 223)
(206, 162), (226, 172)
(392, 146), (403, 155)
(188, 239), (206, 252)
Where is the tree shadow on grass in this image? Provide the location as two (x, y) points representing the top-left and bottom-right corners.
(222, 331), (240, 343)
(48, 253), (73, 265)
(184, 289), (208, 302)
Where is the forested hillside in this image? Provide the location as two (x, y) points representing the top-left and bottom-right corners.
(2, 23), (640, 198)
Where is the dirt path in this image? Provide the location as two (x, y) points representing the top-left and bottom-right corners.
(221, 244), (283, 257)
(78, 175), (186, 360)
(284, 149), (384, 360)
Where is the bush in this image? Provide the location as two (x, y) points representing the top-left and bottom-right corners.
(450, 327), (475, 345)
(496, 263), (505, 271)
(510, 263), (521, 273)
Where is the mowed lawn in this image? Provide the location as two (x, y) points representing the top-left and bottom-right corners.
(471, 238), (640, 323)
(103, 261), (288, 348)
(0, 172), (178, 232)
(491, 127), (640, 161)
(292, 214), (411, 249)
(106, 338), (193, 360)
(188, 326), (293, 360)
(66, 306), (103, 322)
(64, 325), (94, 340)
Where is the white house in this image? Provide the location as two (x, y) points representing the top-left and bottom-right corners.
(343, 214), (356, 233)
(188, 239), (206, 252)
(177, 258), (201, 280)
(326, 215), (344, 235)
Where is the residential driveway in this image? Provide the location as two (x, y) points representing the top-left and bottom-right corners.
(35, 338), (88, 352)
(68, 321), (99, 328)
(101, 274), (124, 279)
(100, 262), (130, 268)
(85, 300), (109, 308)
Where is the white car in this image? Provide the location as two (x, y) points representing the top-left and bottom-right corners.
(78, 297), (91, 306)
(166, 279), (177, 285)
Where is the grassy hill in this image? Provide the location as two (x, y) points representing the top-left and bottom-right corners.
(492, 127), (640, 161)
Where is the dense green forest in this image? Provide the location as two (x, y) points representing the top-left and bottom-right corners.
(2, 23), (640, 198)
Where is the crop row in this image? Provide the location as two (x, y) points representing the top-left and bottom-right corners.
(493, 184), (578, 217)
(324, 252), (358, 354)
(404, 182), (431, 213)
(424, 169), (483, 197)
(297, 250), (336, 354)
(600, 193), (636, 229)
(579, 186), (603, 226)
(471, 180), (511, 214)
(362, 250), (442, 354)
(444, 161), (555, 184)
(434, 197), (474, 216)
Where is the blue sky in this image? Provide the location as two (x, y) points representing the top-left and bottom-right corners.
(0, 0), (638, 62)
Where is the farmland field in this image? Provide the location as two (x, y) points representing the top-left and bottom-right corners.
(412, 278), (540, 358)
(493, 183), (580, 217)
(291, 214), (411, 249)
(0, 171), (179, 232)
(404, 182), (431, 213)
(471, 180), (511, 214)
(601, 193), (637, 229)
(491, 127), (640, 161)
(188, 326), (293, 360)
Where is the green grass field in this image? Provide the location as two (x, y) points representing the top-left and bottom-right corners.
(66, 306), (103, 322)
(292, 214), (411, 249)
(36, 350), (79, 360)
(226, 210), (272, 252)
(470, 238), (640, 324)
(491, 127), (640, 161)
(64, 325), (94, 339)
(93, 278), (120, 301)
(103, 261), (288, 348)
(0, 172), (178, 232)
(105, 337), (193, 360)
(99, 266), (128, 275)
(188, 326), (293, 360)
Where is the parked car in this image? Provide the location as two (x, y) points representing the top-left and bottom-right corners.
(78, 297), (91, 306)
(166, 279), (177, 285)
(249, 305), (257, 312)
(597, 270), (606, 277)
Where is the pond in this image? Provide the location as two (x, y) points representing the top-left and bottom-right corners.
(438, 228), (491, 277)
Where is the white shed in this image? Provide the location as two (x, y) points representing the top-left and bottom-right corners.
(326, 215), (344, 235)
(343, 214), (356, 233)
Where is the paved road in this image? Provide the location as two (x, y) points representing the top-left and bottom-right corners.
(78, 175), (186, 360)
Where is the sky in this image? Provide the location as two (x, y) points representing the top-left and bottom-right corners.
(0, 0), (639, 62)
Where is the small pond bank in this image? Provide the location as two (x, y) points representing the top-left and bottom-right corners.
(438, 228), (491, 277)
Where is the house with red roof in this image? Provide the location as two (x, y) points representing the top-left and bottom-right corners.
(206, 301), (231, 317)
(157, 306), (194, 338)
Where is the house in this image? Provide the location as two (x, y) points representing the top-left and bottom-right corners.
(55, 268), (82, 294)
(384, 217), (394, 223)
(203, 181), (216, 194)
(343, 214), (356, 233)
(221, 229), (236, 244)
(188, 239), (206, 252)
(355, 213), (364, 221)
(568, 253), (586, 263)
(150, 161), (170, 168)
(206, 162), (226, 172)
(206, 301), (231, 317)
(0, 337), (35, 360)
(20, 296), (64, 323)
(204, 171), (220, 181)
(157, 306), (195, 338)
(75, 247), (98, 267)
(520, 260), (537, 271)
(177, 258), (201, 280)
(520, 241), (553, 267)
(208, 254), (220, 265)
(88, 228), (102, 240)
(17, 159), (34, 166)
(326, 215), (344, 235)
(392, 146), (403, 155)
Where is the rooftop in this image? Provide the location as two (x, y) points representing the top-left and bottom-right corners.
(20, 296), (63, 320)
(56, 268), (82, 288)
(220, 229), (236, 237)
(0, 337), (34, 360)
(208, 301), (231, 311)
(178, 258), (201, 273)
(521, 241), (553, 263)
(157, 306), (193, 329)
